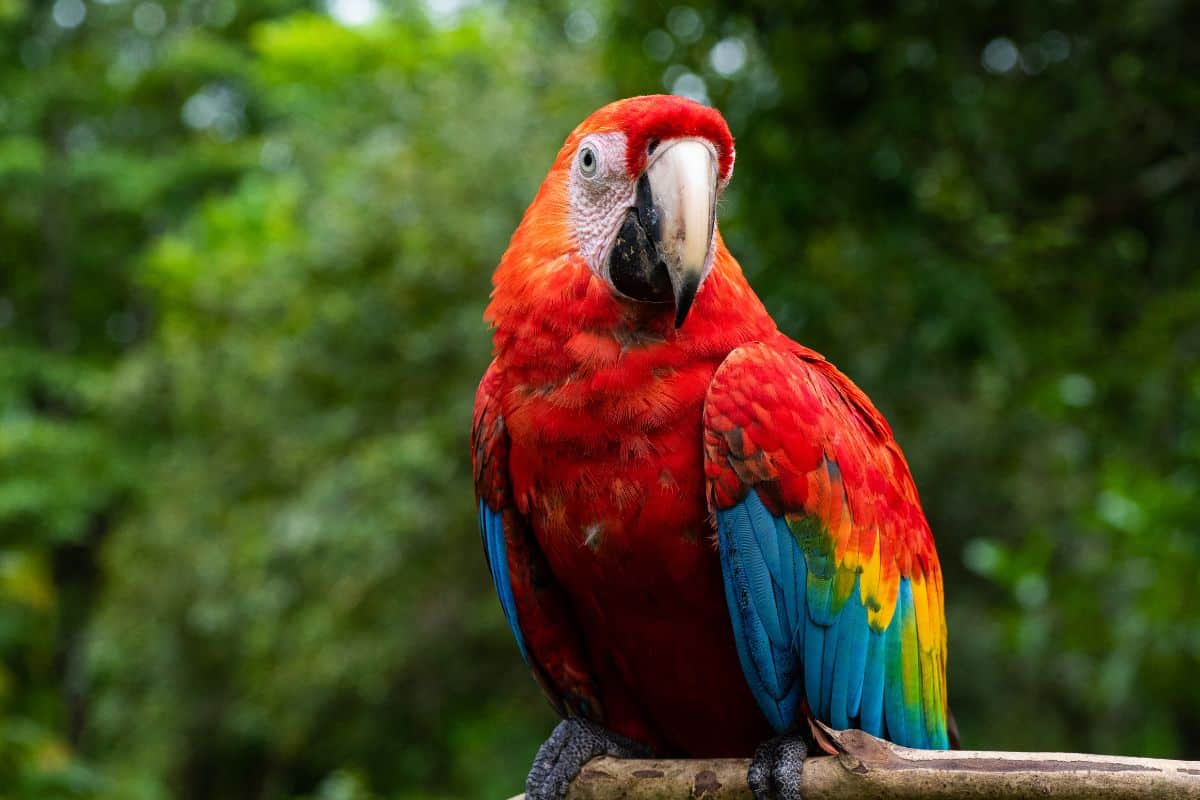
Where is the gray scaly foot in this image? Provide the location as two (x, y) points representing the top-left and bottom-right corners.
(748, 734), (807, 800)
(525, 718), (650, 800)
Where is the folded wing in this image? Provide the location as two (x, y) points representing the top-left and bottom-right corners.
(703, 341), (949, 749)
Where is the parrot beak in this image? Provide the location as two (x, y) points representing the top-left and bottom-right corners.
(643, 140), (718, 328)
(606, 139), (718, 328)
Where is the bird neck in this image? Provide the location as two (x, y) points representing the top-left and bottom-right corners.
(486, 240), (778, 388)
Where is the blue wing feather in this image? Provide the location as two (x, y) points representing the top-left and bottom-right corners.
(716, 489), (946, 750)
(774, 516), (797, 625)
(883, 605), (908, 745)
(717, 506), (767, 692)
(719, 500), (799, 729)
(841, 602), (871, 720)
(819, 602), (841, 721)
(860, 628), (886, 736)
(802, 614), (825, 724)
(743, 493), (786, 645)
(478, 500), (529, 664)
(830, 588), (869, 729)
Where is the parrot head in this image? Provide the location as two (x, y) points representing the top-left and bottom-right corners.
(491, 95), (736, 331)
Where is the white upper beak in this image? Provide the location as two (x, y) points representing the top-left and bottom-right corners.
(643, 139), (718, 326)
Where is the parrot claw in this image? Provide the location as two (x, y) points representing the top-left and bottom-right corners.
(525, 718), (650, 800)
(748, 734), (807, 800)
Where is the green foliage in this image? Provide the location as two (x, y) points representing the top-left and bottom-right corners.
(1, 0), (1197, 798)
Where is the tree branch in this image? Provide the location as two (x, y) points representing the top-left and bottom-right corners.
(508, 727), (1200, 799)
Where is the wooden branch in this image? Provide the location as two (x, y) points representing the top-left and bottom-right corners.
(507, 727), (1200, 800)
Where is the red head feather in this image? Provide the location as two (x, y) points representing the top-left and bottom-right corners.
(538, 95), (736, 183)
(605, 94), (736, 181)
(488, 96), (755, 348)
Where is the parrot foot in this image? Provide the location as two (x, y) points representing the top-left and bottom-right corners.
(748, 734), (808, 800)
(525, 717), (650, 800)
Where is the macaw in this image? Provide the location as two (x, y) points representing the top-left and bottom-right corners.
(473, 95), (951, 800)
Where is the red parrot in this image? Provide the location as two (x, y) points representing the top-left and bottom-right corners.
(473, 96), (950, 800)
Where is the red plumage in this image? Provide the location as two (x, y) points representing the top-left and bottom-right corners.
(473, 96), (947, 758)
(611, 95), (736, 182)
(477, 247), (779, 754)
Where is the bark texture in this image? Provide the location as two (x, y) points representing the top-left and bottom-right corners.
(508, 727), (1200, 799)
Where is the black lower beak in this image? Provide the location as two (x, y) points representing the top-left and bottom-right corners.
(672, 272), (700, 328)
(607, 175), (673, 306)
(606, 140), (716, 329)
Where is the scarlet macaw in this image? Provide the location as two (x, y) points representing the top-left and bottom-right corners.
(473, 96), (950, 800)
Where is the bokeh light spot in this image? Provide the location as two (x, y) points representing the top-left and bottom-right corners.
(670, 71), (709, 105)
(564, 10), (597, 44)
(708, 37), (747, 77)
(666, 6), (702, 44)
(133, 2), (167, 36)
(181, 83), (246, 140)
(1059, 373), (1096, 407)
(327, 0), (378, 27)
(963, 538), (1002, 576)
(982, 37), (1019, 74)
(424, 0), (475, 27)
(52, 0), (87, 29)
(1015, 574), (1049, 609)
(260, 140), (293, 171)
(1097, 491), (1144, 532)
(1042, 30), (1071, 62)
(66, 124), (98, 154)
(644, 29), (673, 62)
(1020, 42), (1047, 75)
(204, 0), (237, 27)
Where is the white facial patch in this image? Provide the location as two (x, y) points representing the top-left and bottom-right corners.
(568, 132), (636, 281)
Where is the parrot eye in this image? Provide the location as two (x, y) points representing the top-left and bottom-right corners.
(578, 145), (599, 177)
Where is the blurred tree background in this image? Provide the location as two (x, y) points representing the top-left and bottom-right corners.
(0, 0), (1197, 797)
